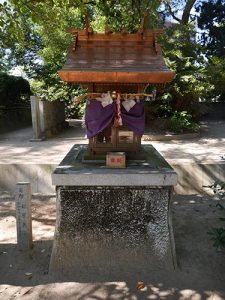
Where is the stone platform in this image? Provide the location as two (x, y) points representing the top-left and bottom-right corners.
(49, 144), (177, 280)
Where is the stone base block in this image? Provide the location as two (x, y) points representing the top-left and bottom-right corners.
(49, 185), (176, 280)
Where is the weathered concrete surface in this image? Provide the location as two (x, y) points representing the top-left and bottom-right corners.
(49, 145), (177, 279)
(0, 164), (56, 194)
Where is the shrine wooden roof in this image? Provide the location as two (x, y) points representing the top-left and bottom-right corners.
(58, 29), (175, 84)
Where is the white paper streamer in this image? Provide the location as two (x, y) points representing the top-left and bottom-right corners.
(96, 92), (113, 107)
(122, 99), (136, 112)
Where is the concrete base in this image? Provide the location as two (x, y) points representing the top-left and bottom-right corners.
(50, 185), (176, 280)
(49, 145), (177, 279)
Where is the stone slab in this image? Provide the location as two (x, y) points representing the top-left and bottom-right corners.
(52, 144), (177, 186)
(30, 96), (42, 140)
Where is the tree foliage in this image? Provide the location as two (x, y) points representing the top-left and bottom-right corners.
(159, 24), (212, 118)
(0, 0), (161, 112)
(196, 0), (225, 101)
(95, 0), (161, 32)
(197, 0), (225, 57)
(0, 73), (31, 107)
(0, 0), (224, 121)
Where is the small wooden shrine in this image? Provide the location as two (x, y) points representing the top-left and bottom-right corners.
(50, 13), (178, 278)
(58, 12), (175, 156)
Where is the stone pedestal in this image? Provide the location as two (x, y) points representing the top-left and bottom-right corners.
(49, 145), (177, 280)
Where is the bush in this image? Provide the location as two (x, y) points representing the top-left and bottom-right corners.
(168, 110), (200, 133)
(30, 71), (86, 119)
(0, 72), (31, 107)
(207, 181), (225, 251)
(159, 24), (213, 121)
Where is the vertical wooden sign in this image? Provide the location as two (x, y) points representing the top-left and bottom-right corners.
(15, 182), (33, 251)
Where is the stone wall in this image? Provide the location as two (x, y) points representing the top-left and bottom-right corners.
(0, 107), (31, 134)
(201, 101), (225, 121)
(40, 100), (67, 138)
(0, 164), (56, 194)
(0, 162), (224, 195)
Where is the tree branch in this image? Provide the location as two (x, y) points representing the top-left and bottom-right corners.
(164, 1), (182, 23)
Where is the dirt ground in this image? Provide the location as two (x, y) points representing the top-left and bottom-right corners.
(0, 121), (225, 164)
(0, 191), (225, 300)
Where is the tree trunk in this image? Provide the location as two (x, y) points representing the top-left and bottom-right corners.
(181, 0), (196, 24)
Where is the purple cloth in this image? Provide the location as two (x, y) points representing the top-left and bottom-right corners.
(85, 101), (114, 138)
(85, 100), (145, 138)
(121, 101), (145, 136)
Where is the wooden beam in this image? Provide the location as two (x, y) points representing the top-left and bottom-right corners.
(58, 70), (175, 84)
(66, 29), (164, 38)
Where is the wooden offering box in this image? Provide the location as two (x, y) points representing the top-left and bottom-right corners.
(106, 152), (126, 168)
